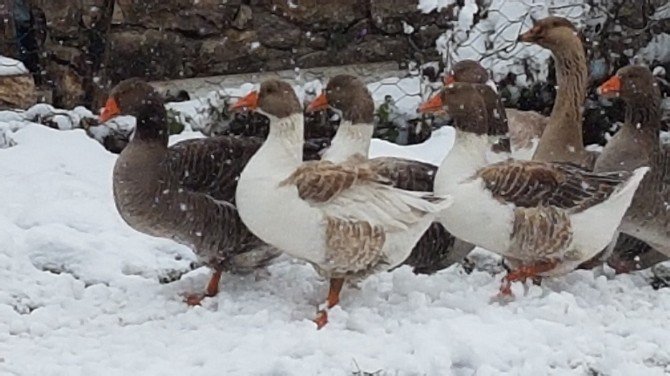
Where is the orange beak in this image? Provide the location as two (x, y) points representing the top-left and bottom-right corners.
(418, 93), (444, 114)
(229, 91), (259, 111)
(306, 92), (328, 112)
(597, 75), (621, 97)
(443, 74), (455, 85)
(99, 97), (120, 123)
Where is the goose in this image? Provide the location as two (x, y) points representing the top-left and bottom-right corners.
(518, 16), (597, 168)
(231, 79), (451, 328)
(306, 74), (474, 274)
(100, 78), (289, 305)
(595, 65), (670, 269)
(606, 234), (668, 274)
(419, 82), (648, 295)
(444, 59), (548, 160)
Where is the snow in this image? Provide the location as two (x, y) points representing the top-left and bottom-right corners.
(425, 0), (597, 84)
(370, 127), (453, 166)
(418, 0), (456, 13)
(638, 34), (670, 65)
(0, 56), (28, 76)
(1, 103), (670, 374)
(402, 20), (415, 35)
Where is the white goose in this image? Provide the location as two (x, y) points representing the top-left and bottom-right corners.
(420, 83), (648, 295)
(232, 79), (451, 328)
(306, 74), (475, 275)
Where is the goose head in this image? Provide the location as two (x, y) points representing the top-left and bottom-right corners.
(418, 82), (489, 136)
(518, 16), (579, 50)
(100, 78), (168, 142)
(307, 74), (374, 125)
(598, 65), (660, 103)
(443, 60), (488, 85)
(230, 79), (301, 122)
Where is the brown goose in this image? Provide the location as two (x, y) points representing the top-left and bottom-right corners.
(444, 59), (548, 160)
(606, 234), (668, 274)
(306, 74), (474, 275)
(519, 17), (596, 168)
(419, 82), (648, 295)
(595, 66), (670, 268)
(100, 78), (284, 305)
(231, 79), (451, 328)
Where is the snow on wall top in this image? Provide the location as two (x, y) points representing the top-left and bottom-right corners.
(417, 0), (457, 13)
(0, 56), (28, 76)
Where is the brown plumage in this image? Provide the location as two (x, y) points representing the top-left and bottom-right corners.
(422, 76), (649, 291)
(165, 136), (262, 203)
(368, 157), (474, 274)
(519, 17), (592, 167)
(595, 66), (670, 268)
(367, 157), (436, 192)
(317, 74), (474, 274)
(606, 233), (668, 274)
(446, 60), (546, 155)
(324, 217), (388, 278)
(323, 74), (375, 124)
(234, 79), (452, 328)
(280, 155), (389, 204)
(106, 78), (280, 304)
(476, 160), (632, 213)
(511, 206), (573, 262)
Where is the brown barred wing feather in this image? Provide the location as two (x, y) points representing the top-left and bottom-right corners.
(367, 157), (437, 192)
(279, 155), (390, 204)
(476, 160), (632, 213)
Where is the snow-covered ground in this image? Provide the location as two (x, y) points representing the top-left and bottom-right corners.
(1, 116), (670, 375)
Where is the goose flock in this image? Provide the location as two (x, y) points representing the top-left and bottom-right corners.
(99, 16), (668, 329)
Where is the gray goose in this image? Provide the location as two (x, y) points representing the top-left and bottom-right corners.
(420, 82), (648, 295)
(231, 79), (451, 328)
(306, 74), (474, 274)
(595, 66), (670, 271)
(518, 16), (597, 169)
(444, 59), (548, 160)
(101, 78), (285, 305)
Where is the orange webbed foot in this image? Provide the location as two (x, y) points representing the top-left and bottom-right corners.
(314, 310), (329, 330)
(311, 278), (344, 330)
(495, 260), (557, 298)
(184, 294), (206, 306)
(183, 270), (222, 306)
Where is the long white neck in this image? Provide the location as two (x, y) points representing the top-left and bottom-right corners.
(322, 121), (374, 163)
(243, 112), (305, 181)
(266, 112), (304, 163)
(437, 130), (491, 192)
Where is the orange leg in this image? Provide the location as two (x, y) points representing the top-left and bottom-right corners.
(313, 278), (345, 329)
(185, 270), (222, 306)
(499, 261), (556, 296)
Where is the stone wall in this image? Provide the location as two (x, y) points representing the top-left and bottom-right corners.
(10, 0), (669, 111)
(19, 0), (457, 109)
(106, 0), (456, 86)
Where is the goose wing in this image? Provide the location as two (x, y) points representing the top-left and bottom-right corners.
(475, 160), (632, 213)
(165, 136), (263, 202)
(281, 154), (450, 232)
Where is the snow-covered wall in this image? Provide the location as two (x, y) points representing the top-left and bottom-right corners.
(420, 0), (670, 85)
